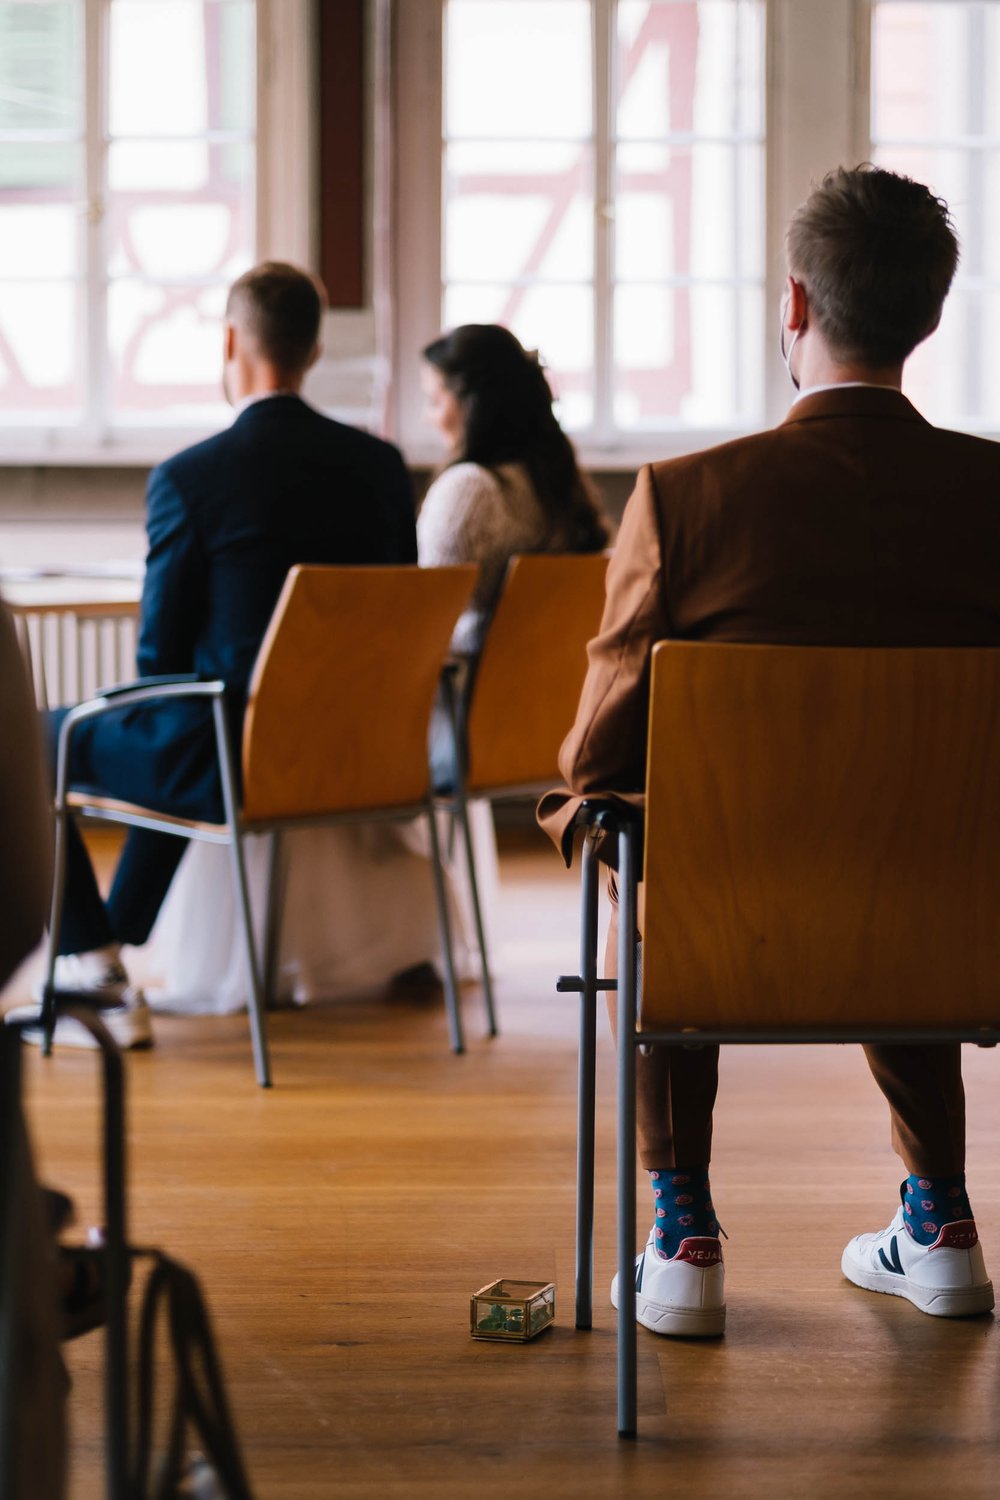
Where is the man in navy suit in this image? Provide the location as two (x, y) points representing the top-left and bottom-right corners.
(32, 262), (417, 1049)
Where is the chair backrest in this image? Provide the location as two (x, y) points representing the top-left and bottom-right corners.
(241, 564), (476, 821)
(641, 643), (1000, 1032)
(464, 552), (610, 794)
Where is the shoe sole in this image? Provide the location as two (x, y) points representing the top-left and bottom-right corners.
(20, 1026), (154, 1054)
(611, 1277), (726, 1337)
(841, 1249), (995, 1318)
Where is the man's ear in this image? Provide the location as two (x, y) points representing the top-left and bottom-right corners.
(224, 321), (237, 362)
(786, 276), (808, 331)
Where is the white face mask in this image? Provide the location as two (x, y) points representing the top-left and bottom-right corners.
(779, 291), (802, 391)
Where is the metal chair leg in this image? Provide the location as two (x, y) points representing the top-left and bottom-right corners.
(213, 699), (271, 1088)
(575, 829), (601, 1330)
(261, 830), (286, 1009)
(41, 805), (69, 1056)
(225, 829), (271, 1089)
(456, 791), (498, 1037)
(42, 718), (76, 1054)
(616, 823), (639, 1440)
(98, 1017), (129, 1498)
(426, 804), (465, 1055)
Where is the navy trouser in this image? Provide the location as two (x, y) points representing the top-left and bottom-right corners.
(45, 705), (224, 955)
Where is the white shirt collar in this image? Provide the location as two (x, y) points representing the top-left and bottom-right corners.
(792, 380), (902, 405)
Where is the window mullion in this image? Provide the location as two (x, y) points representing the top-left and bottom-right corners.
(593, 0), (614, 446)
(83, 0), (108, 442)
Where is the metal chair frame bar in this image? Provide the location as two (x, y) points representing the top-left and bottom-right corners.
(435, 664), (499, 1041)
(1, 1010), (128, 1497)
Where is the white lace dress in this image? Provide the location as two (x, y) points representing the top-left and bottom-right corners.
(417, 461), (555, 653)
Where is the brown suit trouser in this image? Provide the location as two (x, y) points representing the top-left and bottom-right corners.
(607, 899), (967, 1178)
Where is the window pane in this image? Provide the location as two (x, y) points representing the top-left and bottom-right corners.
(617, 0), (764, 140)
(0, 0), (81, 133)
(613, 1), (765, 431)
(445, 142), (593, 282)
(107, 141), (254, 279)
(444, 281), (594, 428)
(616, 141), (762, 280)
(105, 2), (256, 428)
(0, 202), (78, 277)
(109, 0), (255, 138)
(108, 280), (229, 422)
(614, 282), (761, 427)
(871, 2), (1000, 428)
(443, 1), (594, 434)
(0, 279), (79, 414)
(0, 0), (82, 427)
(446, 1), (591, 140)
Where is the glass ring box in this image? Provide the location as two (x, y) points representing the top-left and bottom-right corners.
(470, 1280), (555, 1342)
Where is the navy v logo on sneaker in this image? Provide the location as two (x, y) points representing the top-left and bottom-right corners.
(877, 1235), (905, 1276)
(842, 1206), (993, 1318)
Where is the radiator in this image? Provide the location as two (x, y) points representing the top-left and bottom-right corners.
(11, 603), (139, 710)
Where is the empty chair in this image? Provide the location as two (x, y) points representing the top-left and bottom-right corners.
(43, 564), (477, 1086)
(561, 642), (1000, 1435)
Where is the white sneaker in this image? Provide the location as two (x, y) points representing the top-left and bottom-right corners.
(9, 990), (154, 1052)
(842, 1207), (994, 1318)
(611, 1229), (726, 1337)
(34, 954), (133, 1004)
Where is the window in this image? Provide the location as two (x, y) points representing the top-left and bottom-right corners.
(870, 0), (1000, 430)
(398, 0), (765, 456)
(395, 0), (1000, 464)
(0, 0), (273, 456)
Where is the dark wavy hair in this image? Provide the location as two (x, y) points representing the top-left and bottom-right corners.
(422, 324), (609, 552)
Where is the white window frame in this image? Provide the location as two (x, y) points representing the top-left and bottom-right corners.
(0, 0), (316, 467)
(394, 0), (878, 469)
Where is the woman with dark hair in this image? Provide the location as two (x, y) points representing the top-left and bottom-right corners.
(418, 324), (610, 655)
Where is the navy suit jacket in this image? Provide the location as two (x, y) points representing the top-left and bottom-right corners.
(79, 396), (417, 818)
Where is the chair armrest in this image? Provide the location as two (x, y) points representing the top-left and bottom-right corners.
(65, 676), (226, 725)
(52, 677), (229, 808)
(96, 672), (202, 699)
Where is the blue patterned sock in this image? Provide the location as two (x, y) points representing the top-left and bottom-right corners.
(649, 1167), (720, 1260)
(901, 1173), (974, 1246)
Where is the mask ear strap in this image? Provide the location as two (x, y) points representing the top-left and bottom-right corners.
(783, 325), (802, 391)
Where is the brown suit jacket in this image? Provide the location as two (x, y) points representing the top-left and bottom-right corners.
(538, 386), (1000, 862)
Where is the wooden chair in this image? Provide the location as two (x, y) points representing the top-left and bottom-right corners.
(438, 551), (610, 1029)
(558, 642), (1000, 1436)
(43, 564), (477, 1087)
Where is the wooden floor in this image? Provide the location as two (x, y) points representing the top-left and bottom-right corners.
(11, 831), (1000, 1498)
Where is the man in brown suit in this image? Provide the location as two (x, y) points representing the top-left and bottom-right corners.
(541, 166), (1000, 1338)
